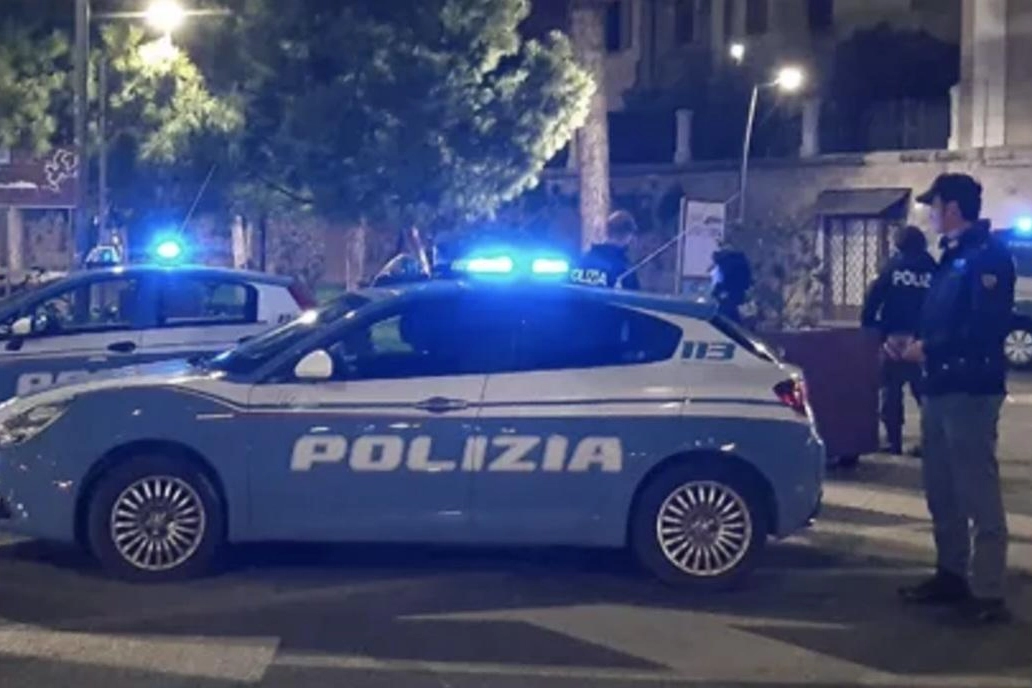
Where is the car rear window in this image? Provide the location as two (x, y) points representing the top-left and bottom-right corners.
(709, 315), (779, 363)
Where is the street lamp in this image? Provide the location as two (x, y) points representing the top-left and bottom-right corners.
(729, 42), (746, 64)
(738, 65), (806, 224)
(144, 0), (187, 33)
(75, 0), (225, 263)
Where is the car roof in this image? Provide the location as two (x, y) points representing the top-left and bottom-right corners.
(352, 280), (717, 319)
(64, 264), (294, 286)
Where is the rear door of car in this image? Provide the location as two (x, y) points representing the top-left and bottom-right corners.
(0, 273), (151, 399)
(137, 272), (270, 364)
(473, 294), (688, 545)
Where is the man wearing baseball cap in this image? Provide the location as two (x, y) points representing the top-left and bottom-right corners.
(899, 174), (1015, 624)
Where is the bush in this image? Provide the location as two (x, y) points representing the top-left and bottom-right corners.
(725, 215), (824, 332)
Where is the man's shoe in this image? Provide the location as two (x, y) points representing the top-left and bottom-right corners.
(899, 572), (971, 605)
(907, 446), (922, 458)
(955, 598), (1012, 625)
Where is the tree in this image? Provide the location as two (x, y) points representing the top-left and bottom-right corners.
(569, 0), (611, 249)
(0, 10), (241, 237)
(222, 0), (592, 232)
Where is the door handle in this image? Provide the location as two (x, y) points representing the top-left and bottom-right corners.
(414, 397), (469, 414)
(107, 340), (137, 354)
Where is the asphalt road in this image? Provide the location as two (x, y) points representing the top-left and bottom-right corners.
(2, 379), (1031, 688)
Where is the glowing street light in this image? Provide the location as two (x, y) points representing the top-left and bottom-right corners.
(774, 65), (805, 92)
(737, 65), (808, 224)
(144, 0), (187, 34)
(729, 42), (746, 64)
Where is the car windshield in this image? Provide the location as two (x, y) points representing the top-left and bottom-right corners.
(205, 293), (372, 375)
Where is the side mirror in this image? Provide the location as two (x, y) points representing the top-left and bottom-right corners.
(294, 349), (334, 381)
(11, 316), (32, 337)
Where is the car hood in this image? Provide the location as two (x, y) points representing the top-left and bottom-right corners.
(0, 359), (212, 420)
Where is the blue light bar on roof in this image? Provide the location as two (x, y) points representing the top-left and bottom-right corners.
(463, 256), (514, 274)
(531, 257), (570, 275)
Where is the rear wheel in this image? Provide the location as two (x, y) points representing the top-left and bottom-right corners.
(631, 460), (768, 589)
(87, 455), (224, 582)
(1005, 321), (1032, 369)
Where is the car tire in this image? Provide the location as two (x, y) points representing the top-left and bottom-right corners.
(1005, 320), (1032, 370)
(87, 454), (224, 582)
(630, 460), (768, 590)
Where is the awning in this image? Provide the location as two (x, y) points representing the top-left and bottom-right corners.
(814, 188), (911, 218)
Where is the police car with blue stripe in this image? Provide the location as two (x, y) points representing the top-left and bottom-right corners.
(0, 264), (311, 400)
(0, 253), (823, 588)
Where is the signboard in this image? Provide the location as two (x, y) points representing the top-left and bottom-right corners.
(676, 200), (726, 297)
(0, 149), (78, 208)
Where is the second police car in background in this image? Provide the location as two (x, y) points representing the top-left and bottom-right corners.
(0, 265), (312, 400)
(0, 276), (824, 588)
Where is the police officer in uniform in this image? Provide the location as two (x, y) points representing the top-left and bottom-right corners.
(570, 211), (640, 290)
(899, 174), (1015, 625)
(861, 225), (936, 455)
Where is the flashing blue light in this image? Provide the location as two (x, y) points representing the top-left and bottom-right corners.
(150, 233), (187, 264)
(531, 257), (570, 275)
(1016, 216), (1032, 235)
(464, 256), (514, 274)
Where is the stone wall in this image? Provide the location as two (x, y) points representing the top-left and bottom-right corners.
(543, 145), (1032, 235)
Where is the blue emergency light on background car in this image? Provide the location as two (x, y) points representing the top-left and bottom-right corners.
(1016, 216), (1032, 235)
(150, 234), (187, 264)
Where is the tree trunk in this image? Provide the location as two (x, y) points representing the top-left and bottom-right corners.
(571, 0), (612, 250)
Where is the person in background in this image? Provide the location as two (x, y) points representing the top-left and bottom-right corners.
(710, 249), (752, 323)
(570, 210), (640, 290)
(861, 225), (936, 455)
(898, 173), (1015, 625)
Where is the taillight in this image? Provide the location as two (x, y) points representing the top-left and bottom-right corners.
(288, 282), (318, 309)
(774, 379), (807, 416)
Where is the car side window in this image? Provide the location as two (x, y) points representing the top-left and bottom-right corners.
(320, 295), (518, 381)
(517, 299), (681, 371)
(24, 278), (140, 337)
(159, 276), (257, 327)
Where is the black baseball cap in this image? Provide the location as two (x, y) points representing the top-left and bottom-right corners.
(916, 173), (982, 206)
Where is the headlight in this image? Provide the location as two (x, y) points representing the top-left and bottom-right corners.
(0, 401), (72, 447)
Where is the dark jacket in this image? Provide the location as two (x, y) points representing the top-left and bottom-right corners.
(711, 250), (752, 323)
(570, 244), (640, 290)
(919, 221), (1016, 396)
(861, 248), (936, 336)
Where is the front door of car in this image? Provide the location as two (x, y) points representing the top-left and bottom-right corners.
(473, 296), (687, 545)
(0, 275), (150, 400)
(245, 293), (518, 541)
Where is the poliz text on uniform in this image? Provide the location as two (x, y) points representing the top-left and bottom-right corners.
(290, 434), (624, 473)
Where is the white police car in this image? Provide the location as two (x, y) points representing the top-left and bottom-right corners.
(0, 265), (311, 400)
(0, 280), (823, 588)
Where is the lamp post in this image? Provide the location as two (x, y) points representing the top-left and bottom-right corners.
(73, 1), (218, 263)
(737, 65), (805, 225)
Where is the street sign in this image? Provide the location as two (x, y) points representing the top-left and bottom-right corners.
(680, 200), (726, 277)
(0, 149), (78, 208)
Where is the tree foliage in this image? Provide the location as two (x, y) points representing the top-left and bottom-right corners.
(0, 9), (241, 230)
(223, 0), (592, 229)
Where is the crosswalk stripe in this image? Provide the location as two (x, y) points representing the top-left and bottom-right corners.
(0, 626), (279, 683)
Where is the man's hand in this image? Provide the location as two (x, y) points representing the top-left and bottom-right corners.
(901, 339), (925, 363)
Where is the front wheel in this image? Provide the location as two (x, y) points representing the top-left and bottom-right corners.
(1004, 321), (1032, 370)
(87, 455), (224, 582)
(631, 461), (768, 590)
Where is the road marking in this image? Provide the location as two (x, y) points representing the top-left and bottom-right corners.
(0, 627), (279, 683)
(824, 483), (1032, 539)
(273, 653), (1032, 688)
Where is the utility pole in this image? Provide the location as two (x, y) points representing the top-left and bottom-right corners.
(74, 0), (91, 265)
(98, 55), (108, 239)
